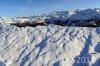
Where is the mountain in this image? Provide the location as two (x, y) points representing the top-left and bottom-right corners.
(0, 8), (100, 27)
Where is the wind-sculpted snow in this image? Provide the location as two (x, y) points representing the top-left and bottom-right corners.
(0, 24), (100, 66)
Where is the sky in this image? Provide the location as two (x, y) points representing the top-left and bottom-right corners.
(0, 0), (100, 17)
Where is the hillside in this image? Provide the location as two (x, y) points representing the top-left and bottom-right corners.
(0, 24), (100, 66)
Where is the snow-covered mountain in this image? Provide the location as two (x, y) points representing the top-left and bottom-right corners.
(28, 8), (100, 21)
(0, 8), (100, 24)
(0, 8), (100, 27)
(0, 8), (100, 66)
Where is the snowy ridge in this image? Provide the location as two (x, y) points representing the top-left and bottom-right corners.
(0, 8), (100, 27)
(29, 8), (100, 21)
(0, 8), (100, 24)
(0, 24), (100, 66)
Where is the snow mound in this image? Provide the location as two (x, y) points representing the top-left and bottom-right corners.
(0, 24), (100, 66)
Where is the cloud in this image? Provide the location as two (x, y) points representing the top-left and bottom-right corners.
(20, 0), (34, 13)
(26, 0), (33, 6)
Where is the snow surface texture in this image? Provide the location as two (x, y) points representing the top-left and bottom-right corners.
(0, 24), (100, 66)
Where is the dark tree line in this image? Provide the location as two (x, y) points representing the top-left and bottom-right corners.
(11, 22), (46, 27)
(46, 19), (100, 27)
(10, 19), (100, 27)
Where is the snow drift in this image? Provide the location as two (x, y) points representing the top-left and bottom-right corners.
(0, 24), (100, 66)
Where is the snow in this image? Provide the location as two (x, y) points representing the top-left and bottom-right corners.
(68, 9), (100, 20)
(0, 8), (100, 66)
(0, 24), (100, 66)
(0, 61), (5, 66)
(1, 8), (100, 25)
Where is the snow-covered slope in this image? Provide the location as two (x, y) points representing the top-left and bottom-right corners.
(26, 8), (100, 21)
(0, 24), (100, 66)
(67, 8), (100, 20)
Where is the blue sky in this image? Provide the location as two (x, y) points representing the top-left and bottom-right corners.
(0, 0), (100, 17)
